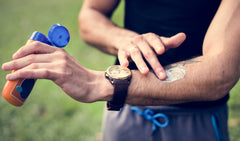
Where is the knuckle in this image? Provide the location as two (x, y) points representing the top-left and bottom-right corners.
(42, 69), (51, 78)
(133, 35), (144, 42)
(147, 33), (159, 42)
(55, 49), (68, 59)
(130, 48), (140, 56)
(32, 41), (42, 48)
(59, 61), (72, 77)
(146, 32), (155, 37)
(144, 51), (155, 59)
(30, 63), (38, 69)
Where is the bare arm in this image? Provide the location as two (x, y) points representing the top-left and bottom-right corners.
(79, 0), (240, 105)
(2, 0), (239, 105)
(79, 0), (137, 55)
(124, 0), (240, 105)
(79, 0), (186, 80)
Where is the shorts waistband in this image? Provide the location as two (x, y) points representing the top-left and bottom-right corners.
(127, 103), (227, 115)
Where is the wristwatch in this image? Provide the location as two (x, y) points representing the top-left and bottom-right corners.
(105, 65), (132, 111)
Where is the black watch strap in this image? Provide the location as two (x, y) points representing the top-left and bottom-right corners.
(107, 79), (130, 111)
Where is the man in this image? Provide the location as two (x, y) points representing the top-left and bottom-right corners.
(2, 0), (239, 140)
(78, 0), (240, 140)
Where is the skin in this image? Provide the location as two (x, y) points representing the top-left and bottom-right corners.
(2, 0), (240, 105)
(78, 0), (187, 80)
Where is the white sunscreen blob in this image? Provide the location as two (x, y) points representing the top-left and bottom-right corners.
(163, 65), (186, 82)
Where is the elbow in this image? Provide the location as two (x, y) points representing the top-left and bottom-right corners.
(208, 81), (234, 101)
(78, 11), (92, 43)
(198, 53), (240, 101)
(206, 70), (239, 101)
(78, 14), (88, 41)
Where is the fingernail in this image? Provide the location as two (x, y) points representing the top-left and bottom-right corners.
(122, 62), (129, 67)
(2, 63), (9, 70)
(13, 53), (18, 59)
(159, 71), (166, 80)
(6, 74), (14, 80)
(140, 66), (149, 74)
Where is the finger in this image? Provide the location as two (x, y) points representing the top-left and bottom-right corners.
(118, 49), (129, 67)
(134, 36), (166, 79)
(155, 67), (167, 80)
(6, 64), (58, 81)
(13, 41), (56, 59)
(129, 45), (149, 74)
(143, 33), (165, 55)
(2, 54), (52, 71)
(161, 32), (186, 49)
(141, 50), (166, 80)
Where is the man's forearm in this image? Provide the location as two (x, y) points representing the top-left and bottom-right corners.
(80, 0), (240, 105)
(79, 5), (138, 55)
(110, 0), (240, 105)
(123, 55), (239, 105)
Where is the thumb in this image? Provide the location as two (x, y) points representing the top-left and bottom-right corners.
(161, 32), (186, 49)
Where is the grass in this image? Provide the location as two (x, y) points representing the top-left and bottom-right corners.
(0, 0), (117, 140)
(0, 0), (239, 141)
(228, 80), (240, 141)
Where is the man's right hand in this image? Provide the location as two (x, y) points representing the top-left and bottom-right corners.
(79, 0), (186, 80)
(117, 32), (186, 80)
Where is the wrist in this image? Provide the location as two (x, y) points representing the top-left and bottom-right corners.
(104, 65), (132, 110)
(92, 70), (114, 102)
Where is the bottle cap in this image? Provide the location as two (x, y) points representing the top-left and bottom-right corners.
(29, 31), (52, 45)
(48, 24), (70, 47)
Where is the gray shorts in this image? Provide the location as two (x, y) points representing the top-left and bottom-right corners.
(102, 103), (229, 141)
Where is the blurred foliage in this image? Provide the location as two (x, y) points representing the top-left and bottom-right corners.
(0, 0), (119, 140)
(0, 0), (239, 141)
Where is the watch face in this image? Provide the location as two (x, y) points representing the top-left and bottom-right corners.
(106, 65), (131, 79)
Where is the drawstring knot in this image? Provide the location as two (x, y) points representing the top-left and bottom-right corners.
(131, 106), (169, 131)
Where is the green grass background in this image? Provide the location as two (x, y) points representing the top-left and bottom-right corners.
(0, 0), (239, 141)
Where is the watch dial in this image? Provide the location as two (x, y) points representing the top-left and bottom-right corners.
(107, 65), (131, 79)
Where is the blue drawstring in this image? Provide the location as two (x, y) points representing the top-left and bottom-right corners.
(211, 113), (225, 141)
(131, 106), (169, 131)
